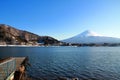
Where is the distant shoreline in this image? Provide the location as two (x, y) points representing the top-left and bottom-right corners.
(0, 45), (60, 47)
(0, 45), (40, 47)
(0, 45), (120, 47)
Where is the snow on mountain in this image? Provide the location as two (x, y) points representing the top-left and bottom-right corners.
(62, 30), (120, 43)
(73, 30), (102, 38)
(78, 30), (102, 37)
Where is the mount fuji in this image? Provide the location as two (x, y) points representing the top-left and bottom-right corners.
(62, 30), (120, 44)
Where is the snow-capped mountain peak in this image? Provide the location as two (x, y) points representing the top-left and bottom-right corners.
(78, 30), (102, 37)
(62, 30), (120, 43)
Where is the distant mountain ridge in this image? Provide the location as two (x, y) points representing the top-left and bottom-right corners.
(0, 24), (60, 45)
(62, 30), (120, 44)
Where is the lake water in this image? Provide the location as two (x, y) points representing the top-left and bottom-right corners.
(0, 46), (120, 80)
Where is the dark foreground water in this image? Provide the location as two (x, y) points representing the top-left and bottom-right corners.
(0, 46), (120, 80)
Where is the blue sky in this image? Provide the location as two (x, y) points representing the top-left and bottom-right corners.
(0, 0), (120, 40)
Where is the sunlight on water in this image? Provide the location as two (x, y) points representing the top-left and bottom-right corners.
(0, 47), (120, 80)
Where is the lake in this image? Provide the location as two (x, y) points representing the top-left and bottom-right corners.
(0, 46), (120, 80)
